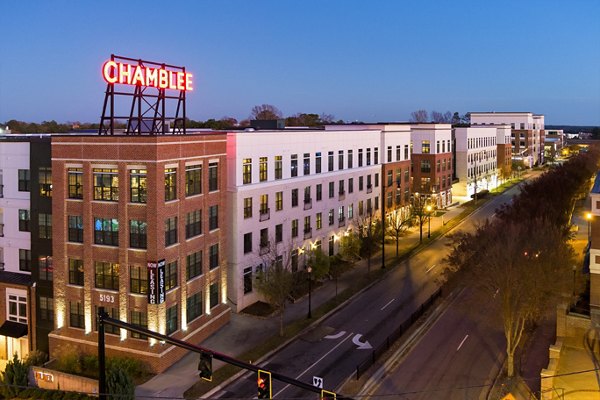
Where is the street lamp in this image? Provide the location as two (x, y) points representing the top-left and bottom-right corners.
(585, 212), (592, 242)
(307, 265), (312, 319)
(426, 204), (432, 239)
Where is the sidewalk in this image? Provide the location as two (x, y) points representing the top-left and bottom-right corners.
(136, 199), (469, 399)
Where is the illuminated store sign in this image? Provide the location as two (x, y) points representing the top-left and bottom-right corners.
(102, 60), (193, 91)
(148, 259), (166, 304)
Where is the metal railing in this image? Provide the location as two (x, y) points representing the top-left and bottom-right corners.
(304, 199), (312, 210)
(304, 229), (312, 240)
(259, 208), (270, 221)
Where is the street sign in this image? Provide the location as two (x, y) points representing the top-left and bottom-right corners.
(312, 376), (323, 389)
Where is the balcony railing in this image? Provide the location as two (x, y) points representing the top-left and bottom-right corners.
(304, 229), (312, 240)
(0, 184), (3, 198)
(366, 184), (373, 193)
(0, 223), (3, 237)
(259, 242), (270, 255)
(338, 218), (346, 227)
(338, 191), (345, 200)
(259, 208), (270, 222)
(304, 198), (312, 210)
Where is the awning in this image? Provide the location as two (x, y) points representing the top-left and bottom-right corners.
(0, 321), (28, 338)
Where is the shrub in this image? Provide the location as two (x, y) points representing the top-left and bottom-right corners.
(53, 344), (82, 375)
(25, 349), (48, 367)
(0, 354), (29, 398)
(106, 365), (135, 400)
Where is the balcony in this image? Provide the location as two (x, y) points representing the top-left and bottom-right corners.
(259, 242), (270, 255)
(304, 229), (312, 240)
(259, 207), (270, 222)
(0, 184), (3, 198)
(338, 218), (346, 227)
(304, 198), (312, 210)
(366, 184), (373, 194)
(338, 191), (345, 201)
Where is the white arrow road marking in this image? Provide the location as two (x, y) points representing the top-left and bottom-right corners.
(456, 334), (469, 351)
(352, 334), (372, 350)
(324, 330), (346, 340)
(426, 264), (437, 273)
(380, 298), (395, 311)
(275, 332), (354, 397)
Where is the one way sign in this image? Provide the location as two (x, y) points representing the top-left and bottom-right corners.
(312, 376), (323, 389)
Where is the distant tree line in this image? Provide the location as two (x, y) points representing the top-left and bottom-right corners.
(409, 109), (470, 125)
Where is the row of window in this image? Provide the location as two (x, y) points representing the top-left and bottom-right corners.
(419, 139), (452, 155)
(417, 158), (452, 175)
(67, 163), (218, 202)
(68, 284), (219, 335)
(467, 137), (496, 149)
(18, 210), (52, 238)
(241, 148), (382, 184)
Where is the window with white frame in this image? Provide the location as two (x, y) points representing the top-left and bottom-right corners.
(7, 290), (27, 323)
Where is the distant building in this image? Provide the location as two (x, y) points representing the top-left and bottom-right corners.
(544, 129), (565, 160)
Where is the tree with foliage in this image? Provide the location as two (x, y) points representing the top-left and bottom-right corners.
(308, 247), (330, 281)
(0, 354), (29, 397)
(387, 210), (413, 256)
(255, 241), (295, 336)
(353, 212), (382, 273)
(410, 193), (431, 243)
(250, 104), (282, 120)
(106, 365), (135, 400)
(338, 231), (361, 264)
(410, 109), (429, 123)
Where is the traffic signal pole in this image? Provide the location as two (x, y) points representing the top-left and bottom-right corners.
(97, 310), (352, 399)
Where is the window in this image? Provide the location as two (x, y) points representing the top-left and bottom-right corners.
(260, 195), (269, 216)
(130, 220), (147, 249)
(387, 192), (393, 208)
(130, 265), (147, 294)
(244, 197), (253, 218)
(275, 191), (283, 211)
(291, 250), (298, 272)
(39, 213), (52, 239)
(259, 157), (268, 181)
(338, 150), (344, 170)
(304, 216), (311, 233)
(260, 228), (269, 249)
(165, 260), (178, 290)
(187, 252), (202, 280)
(338, 206), (345, 222)
(39, 167), (52, 197)
(18, 169), (30, 192)
(367, 174), (372, 189)
(276, 224), (283, 243)
(387, 170), (393, 186)
(130, 310), (148, 339)
(359, 200), (364, 216)
(348, 150), (353, 168)
(165, 217), (178, 246)
(303, 153), (310, 175)
(243, 267), (253, 294)
(437, 140), (440, 153)
(68, 168), (83, 199)
(94, 218), (119, 246)
(67, 215), (83, 243)
(93, 168), (119, 201)
(304, 186), (311, 204)
(39, 295), (54, 322)
(359, 176), (364, 191)
(244, 232), (252, 253)
(349, 178), (354, 193)
(396, 145), (401, 161)
(315, 152), (322, 173)
(367, 148), (371, 165)
(348, 204), (354, 219)
(339, 180), (345, 195)
(328, 151), (334, 171)
(69, 301), (84, 329)
(437, 160), (441, 172)
(208, 205), (219, 231)
(329, 182), (334, 198)
(94, 306), (119, 334)
(387, 146), (392, 162)
(316, 213), (322, 230)
(19, 209), (30, 232)
(209, 244), (219, 269)
(210, 282), (219, 308)
(420, 160), (431, 173)
(275, 156), (282, 179)
(166, 305), (178, 335)
(329, 236), (334, 256)
(405, 169), (409, 183)
(39, 256), (53, 281)
(316, 184), (322, 201)
(130, 169), (147, 203)
(374, 147), (379, 164)
(185, 165), (202, 196)
(375, 173), (379, 187)
(186, 210), (202, 239)
(69, 259), (84, 286)
(165, 167), (177, 201)
(291, 219), (298, 238)
(19, 249), (31, 272)
(208, 162), (218, 191)
(187, 292), (203, 323)
(291, 154), (298, 177)
(422, 140), (430, 153)
(291, 189), (298, 207)
(328, 209), (334, 226)
(94, 261), (119, 290)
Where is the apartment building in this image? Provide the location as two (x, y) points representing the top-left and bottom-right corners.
(49, 133), (230, 373)
(0, 135), (53, 368)
(453, 126), (499, 197)
(226, 128), (396, 312)
(589, 173), (600, 327)
(470, 112), (545, 167)
(410, 124), (453, 208)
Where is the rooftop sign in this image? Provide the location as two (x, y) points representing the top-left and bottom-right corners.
(102, 60), (193, 91)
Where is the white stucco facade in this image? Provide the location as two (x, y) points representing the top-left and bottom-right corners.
(453, 127), (499, 197)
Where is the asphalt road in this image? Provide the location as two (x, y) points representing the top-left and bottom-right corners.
(213, 182), (525, 399)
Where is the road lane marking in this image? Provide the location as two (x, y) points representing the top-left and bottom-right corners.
(275, 332), (354, 397)
(352, 334), (373, 350)
(426, 264), (437, 273)
(456, 334), (469, 351)
(324, 331), (346, 340)
(380, 299), (395, 310)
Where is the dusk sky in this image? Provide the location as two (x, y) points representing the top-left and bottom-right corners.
(1, 0), (599, 125)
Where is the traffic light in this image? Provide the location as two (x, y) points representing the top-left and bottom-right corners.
(198, 352), (212, 381)
(320, 389), (336, 399)
(257, 369), (272, 399)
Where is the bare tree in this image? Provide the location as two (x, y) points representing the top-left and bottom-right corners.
(353, 212), (382, 273)
(250, 104), (282, 120)
(431, 110), (453, 123)
(444, 219), (573, 377)
(410, 109), (429, 123)
(387, 209), (413, 256)
(255, 239), (294, 336)
(411, 193), (432, 243)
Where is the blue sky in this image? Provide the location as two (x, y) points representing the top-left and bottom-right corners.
(1, 0), (599, 125)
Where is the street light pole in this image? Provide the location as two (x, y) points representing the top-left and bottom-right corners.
(307, 266), (312, 319)
(426, 204), (432, 239)
(586, 212), (592, 242)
